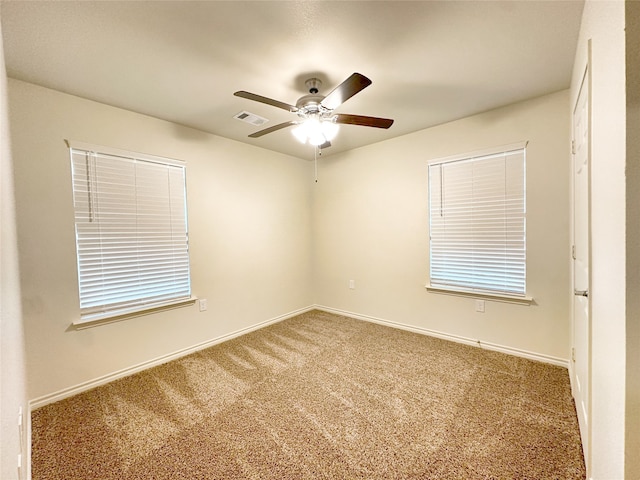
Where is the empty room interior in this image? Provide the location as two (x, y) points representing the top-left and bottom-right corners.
(1, 1), (639, 479)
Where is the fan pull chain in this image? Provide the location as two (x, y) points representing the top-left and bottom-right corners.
(314, 146), (318, 183)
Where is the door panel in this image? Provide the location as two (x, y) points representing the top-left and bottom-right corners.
(572, 65), (590, 467)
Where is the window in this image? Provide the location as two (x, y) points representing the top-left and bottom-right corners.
(68, 141), (192, 324)
(428, 142), (527, 298)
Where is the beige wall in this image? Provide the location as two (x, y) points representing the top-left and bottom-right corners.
(570, 1), (627, 478)
(313, 90), (571, 362)
(8, 79), (315, 401)
(0, 15), (28, 480)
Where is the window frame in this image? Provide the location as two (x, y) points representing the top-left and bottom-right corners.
(67, 140), (195, 326)
(426, 141), (533, 305)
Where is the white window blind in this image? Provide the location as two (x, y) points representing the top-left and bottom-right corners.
(428, 144), (526, 296)
(70, 143), (191, 323)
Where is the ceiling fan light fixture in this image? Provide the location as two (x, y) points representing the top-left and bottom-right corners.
(292, 118), (339, 146)
(309, 131), (327, 146)
(321, 119), (339, 141)
(292, 123), (309, 143)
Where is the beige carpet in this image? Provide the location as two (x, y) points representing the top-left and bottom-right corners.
(32, 310), (585, 479)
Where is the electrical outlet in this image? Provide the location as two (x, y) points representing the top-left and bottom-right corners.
(199, 299), (208, 312)
(475, 299), (485, 313)
(349, 279), (355, 289)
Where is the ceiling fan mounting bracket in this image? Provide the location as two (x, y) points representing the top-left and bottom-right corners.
(305, 78), (322, 94)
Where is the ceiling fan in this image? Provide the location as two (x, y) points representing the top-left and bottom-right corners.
(234, 73), (394, 148)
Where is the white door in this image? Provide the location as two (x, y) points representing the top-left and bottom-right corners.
(572, 65), (590, 466)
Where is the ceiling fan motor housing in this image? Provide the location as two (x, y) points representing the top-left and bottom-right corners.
(296, 94), (325, 114)
(298, 77), (341, 117)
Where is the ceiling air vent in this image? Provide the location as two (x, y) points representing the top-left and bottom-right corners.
(233, 111), (268, 126)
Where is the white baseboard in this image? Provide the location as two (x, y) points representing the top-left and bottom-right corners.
(314, 305), (570, 369)
(29, 305), (315, 410)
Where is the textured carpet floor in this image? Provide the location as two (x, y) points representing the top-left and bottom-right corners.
(32, 310), (585, 479)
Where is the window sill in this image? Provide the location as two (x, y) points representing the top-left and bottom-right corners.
(426, 286), (533, 305)
(72, 297), (198, 329)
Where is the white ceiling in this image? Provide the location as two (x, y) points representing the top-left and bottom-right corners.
(1, 0), (584, 160)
